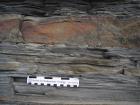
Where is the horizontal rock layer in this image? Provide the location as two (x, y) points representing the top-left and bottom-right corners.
(0, 0), (139, 17)
(0, 14), (140, 47)
(0, 0), (138, 74)
(0, 1), (139, 104)
(0, 0), (139, 47)
(0, 43), (140, 104)
(0, 43), (139, 76)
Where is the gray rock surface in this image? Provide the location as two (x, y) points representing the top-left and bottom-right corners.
(0, 0), (139, 17)
(0, 1), (140, 104)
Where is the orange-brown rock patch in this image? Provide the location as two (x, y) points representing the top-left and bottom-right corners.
(22, 20), (97, 44)
(0, 15), (138, 48)
(0, 14), (23, 42)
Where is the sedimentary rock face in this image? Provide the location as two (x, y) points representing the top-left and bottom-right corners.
(0, 0), (139, 47)
(0, 0), (139, 17)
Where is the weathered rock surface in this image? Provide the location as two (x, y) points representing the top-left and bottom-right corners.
(0, 73), (140, 105)
(0, 43), (139, 76)
(0, 14), (139, 47)
(0, 14), (23, 42)
(0, 0), (139, 47)
(0, 0), (139, 17)
(0, 1), (140, 105)
(0, 43), (140, 105)
(21, 16), (140, 47)
(22, 16), (97, 45)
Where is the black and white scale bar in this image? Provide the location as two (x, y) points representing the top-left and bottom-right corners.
(27, 76), (79, 88)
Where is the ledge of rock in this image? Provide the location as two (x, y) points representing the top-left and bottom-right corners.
(0, 0), (139, 48)
(0, 1), (140, 104)
(0, 14), (139, 48)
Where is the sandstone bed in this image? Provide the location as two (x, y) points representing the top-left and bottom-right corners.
(0, 0), (140, 105)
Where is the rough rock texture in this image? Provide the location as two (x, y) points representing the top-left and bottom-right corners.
(0, 14), (139, 47)
(22, 16), (97, 45)
(0, 1), (140, 104)
(0, 14), (23, 42)
(0, 0), (139, 47)
(0, 43), (140, 104)
(21, 16), (140, 47)
(0, 43), (140, 76)
(0, 0), (140, 17)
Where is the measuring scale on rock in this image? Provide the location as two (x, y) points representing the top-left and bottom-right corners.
(27, 75), (79, 88)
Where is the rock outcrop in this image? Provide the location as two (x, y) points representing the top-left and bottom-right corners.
(0, 1), (140, 104)
(0, 14), (139, 47)
(0, 0), (140, 17)
(0, 0), (139, 47)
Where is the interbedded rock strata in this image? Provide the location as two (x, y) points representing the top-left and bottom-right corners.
(21, 16), (140, 47)
(0, 1), (140, 104)
(0, 14), (139, 48)
(0, 0), (140, 17)
(0, 0), (139, 47)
